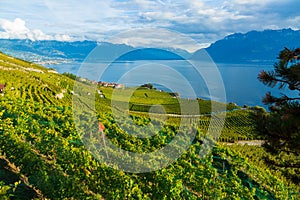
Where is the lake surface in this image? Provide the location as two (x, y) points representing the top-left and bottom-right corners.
(46, 60), (296, 108)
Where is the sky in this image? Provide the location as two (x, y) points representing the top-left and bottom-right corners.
(0, 0), (299, 52)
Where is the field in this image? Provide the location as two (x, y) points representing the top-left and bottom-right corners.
(0, 51), (299, 199)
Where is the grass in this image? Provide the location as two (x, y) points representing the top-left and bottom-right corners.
(99, 86), (239, 115)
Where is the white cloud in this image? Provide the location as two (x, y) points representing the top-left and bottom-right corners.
(0, 18), (72, 41)
(44, 0), (118, 22)
(231, 0), (272, 5)
(0, 18), (31, 40)
(108, 28), (204, 53)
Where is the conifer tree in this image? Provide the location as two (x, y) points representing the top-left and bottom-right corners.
(258, 47), (300, 154)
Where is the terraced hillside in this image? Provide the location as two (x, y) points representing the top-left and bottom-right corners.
(0, 52), (298, 199)
(0, 52), (73, 105)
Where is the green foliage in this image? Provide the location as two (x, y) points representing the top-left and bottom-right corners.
(63, 72), (77, 80)
(258, 47), (300, 153)
(0, 181), (11, 200)
(140, 83), (154, 89)
(102, 86), (239, 115)
(254, 48), (300, 191)
(227, 144), (300, 194)
(0, 51), (298, 199)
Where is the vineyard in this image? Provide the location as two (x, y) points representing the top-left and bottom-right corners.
(0, 51), (299, 199)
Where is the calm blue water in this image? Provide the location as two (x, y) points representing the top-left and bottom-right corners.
(46, 60), (296, 108)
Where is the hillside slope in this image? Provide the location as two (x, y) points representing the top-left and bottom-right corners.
(0, 52), (298, 199)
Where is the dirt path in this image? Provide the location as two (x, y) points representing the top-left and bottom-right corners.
(220, 140), (265, 146)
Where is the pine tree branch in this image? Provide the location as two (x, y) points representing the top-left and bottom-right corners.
(263, 92), (300, 105)
(284, 97), (300, 101)
(259, 71), (300, 91)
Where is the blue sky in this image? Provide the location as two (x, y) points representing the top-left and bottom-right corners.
(0, 0), (299, 51)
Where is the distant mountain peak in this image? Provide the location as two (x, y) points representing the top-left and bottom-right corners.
(192, 28), (300, 64)
(1, 28), (299, 64)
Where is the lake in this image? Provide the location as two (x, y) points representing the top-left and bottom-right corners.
(46, 60), (296, 108)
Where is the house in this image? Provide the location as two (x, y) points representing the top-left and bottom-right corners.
(114, 84), (125, 89)
(0, 84), (6, 93)
(98, 81), (125, 89)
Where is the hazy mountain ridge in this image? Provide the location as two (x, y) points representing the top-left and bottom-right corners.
(0, 39), (189, 63)
(194, 28), (300, 64)
(0, 28), (300, 64)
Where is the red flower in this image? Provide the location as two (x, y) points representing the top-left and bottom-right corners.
(98, 122), (105, 132)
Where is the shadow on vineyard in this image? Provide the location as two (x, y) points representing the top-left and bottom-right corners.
(0, 156), (43, 199)
(0, 51), (299, 199)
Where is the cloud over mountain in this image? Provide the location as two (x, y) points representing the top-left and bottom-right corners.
(0, 0), (299, 50)
(0, 18), (72, 41)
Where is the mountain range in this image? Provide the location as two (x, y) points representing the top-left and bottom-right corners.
(197, 28), (300, 64)
(0, 28), (299, 64)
